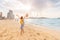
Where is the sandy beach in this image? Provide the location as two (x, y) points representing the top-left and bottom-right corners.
(0, 20), (60, 40)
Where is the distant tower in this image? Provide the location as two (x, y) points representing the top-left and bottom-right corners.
(7, 10), (14, 19)
(0, 12), (2, 19)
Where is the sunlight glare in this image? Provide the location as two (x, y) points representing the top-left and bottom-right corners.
(21, 5), (31, 12)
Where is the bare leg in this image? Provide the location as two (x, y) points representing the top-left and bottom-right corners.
(20, 29), (24, 35)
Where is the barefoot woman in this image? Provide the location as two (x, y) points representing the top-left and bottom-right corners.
(16, 13), (28, 35)
(20, 16), (24, 35)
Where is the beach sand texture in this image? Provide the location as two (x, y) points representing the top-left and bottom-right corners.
(0, 20), (60, 40)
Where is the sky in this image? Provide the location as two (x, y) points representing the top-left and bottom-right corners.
(0, 0), (60, 18)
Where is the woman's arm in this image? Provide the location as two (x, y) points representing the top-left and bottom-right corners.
(24, 13), (28, 19)
(16, 14), (20, 18)
(16, 13), (29, 19)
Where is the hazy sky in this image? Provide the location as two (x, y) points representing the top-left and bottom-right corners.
(0, 0), (60, 18)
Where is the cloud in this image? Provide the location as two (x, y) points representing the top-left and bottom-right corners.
(50, 0), (60, 7)
(0, 0), (60, 17)
(0, 0), (54, 11)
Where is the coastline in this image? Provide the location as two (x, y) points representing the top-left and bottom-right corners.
(25, 23), (60, 40)
(0, 20), (60, 40)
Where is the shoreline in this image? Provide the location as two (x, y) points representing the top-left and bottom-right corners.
(0, 20), (60, 40)
(25, 23), (60, 40)
(25, 21), (60, 31)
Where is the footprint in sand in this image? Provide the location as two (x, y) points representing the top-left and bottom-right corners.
(0, 35), (3, 37)
(44, 38), (46, 40)
(32, 38), (37, 40)
(30, 35), (33, 37)
(28, 39), (30, 40)
(33, 38), (37, 40)
(5, 36), (13, 40)
(0, 29), (7, 37)
(8, 36), (13, 40)
(37, 33), (40, 36)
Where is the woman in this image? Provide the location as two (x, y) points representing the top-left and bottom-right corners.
(16, 14), (28, 35)
(20, 16), (24, 35)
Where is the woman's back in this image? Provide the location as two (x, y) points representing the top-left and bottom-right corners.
(20, 19), (24, 24)
(20, 16), (24, 24)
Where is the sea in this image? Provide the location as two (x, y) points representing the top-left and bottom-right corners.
(25, 18), (60, 31)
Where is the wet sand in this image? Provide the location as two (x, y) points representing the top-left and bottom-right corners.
(0, 20), (60, 40)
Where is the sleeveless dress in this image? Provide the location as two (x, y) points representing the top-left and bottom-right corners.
(20, 19), (24, 29)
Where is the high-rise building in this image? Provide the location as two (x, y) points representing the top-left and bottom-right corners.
(7, 10), (14, 19)
(0, 12), (2, 19)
